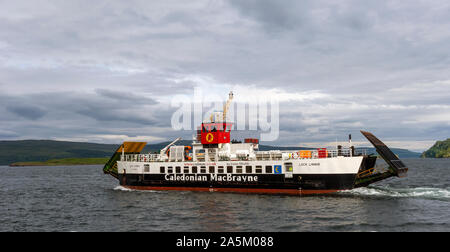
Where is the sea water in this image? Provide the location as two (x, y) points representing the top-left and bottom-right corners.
(0, 158), (449, 231)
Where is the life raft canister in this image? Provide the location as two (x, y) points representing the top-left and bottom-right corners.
(185, 146), (192, 161)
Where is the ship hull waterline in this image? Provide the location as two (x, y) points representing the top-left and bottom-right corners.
(118, 172), (358, 196)
(121, 185), (340, 195)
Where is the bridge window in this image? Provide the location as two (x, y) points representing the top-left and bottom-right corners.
(218, 166), (224, 173)
(209, 166), (215, 173)
(192, 166), (198, 173)
(184, 166), (189, 173)
(200, 166), (207, 174)
(255, 166), (262, 174)
(236, 166), (243, 174)
(167, 167), (173, 173)
(160, 166), (165, 173)
(265, 166), (272, 174)
(175, 166), (181, 173)
(246, 166), (252, 173)
(227, 166), (233, 173)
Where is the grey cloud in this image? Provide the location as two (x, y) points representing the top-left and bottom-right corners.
(229, 0), (311, 33)
(0, 1), (449, 150)
(6, 105), (47, 120)
(0, 90), (172, 140)
(95, 89), (158, 105)
(0, 129), (20, 138)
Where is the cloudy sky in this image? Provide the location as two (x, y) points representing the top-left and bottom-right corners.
(1, 0), (450, 152)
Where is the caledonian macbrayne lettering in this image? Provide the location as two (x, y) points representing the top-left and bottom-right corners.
(165, 174), (258, 182)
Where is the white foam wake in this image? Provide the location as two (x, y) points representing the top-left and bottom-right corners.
(113, 185), (164, 193)
(341, 186), (450, 200)
(113, 185), (134, 191)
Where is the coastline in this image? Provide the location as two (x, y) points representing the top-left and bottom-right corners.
(9, 157), (108, 167)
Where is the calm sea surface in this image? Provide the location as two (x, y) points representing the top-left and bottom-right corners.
(0, 158), (449, 232)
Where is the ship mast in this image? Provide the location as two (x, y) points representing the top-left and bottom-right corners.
(209, 91), (234, 123)
(222, 91), (233, 122)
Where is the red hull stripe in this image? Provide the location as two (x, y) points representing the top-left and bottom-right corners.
(122, 186), (339, 195)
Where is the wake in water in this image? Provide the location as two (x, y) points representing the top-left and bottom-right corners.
(341, 185), (450, 200)
(113, 186), (166, 193)
(114, 185), (134, 191)
(114, 185), (450, 200)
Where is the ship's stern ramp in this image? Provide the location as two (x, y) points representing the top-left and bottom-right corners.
(355, 131), (408, 188)
(103, 142), (147, 179)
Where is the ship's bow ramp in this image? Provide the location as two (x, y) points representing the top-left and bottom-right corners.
(103, 142), (147, 179)
(355, 131), (408, 188)
(360, 131), (408, 177)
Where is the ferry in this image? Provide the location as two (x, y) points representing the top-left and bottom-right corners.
(103, 92), (408, 195)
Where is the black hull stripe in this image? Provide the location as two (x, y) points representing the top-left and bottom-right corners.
(119, 174), (357, 191)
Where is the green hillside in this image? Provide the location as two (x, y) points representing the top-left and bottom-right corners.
(0, 140), (117, 165)
(421, 139), (450, 158)
(10, 157), (110, 166)
(363, 147), (421, 158)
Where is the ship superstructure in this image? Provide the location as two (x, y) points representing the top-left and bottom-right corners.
(104, 92), (408, 195)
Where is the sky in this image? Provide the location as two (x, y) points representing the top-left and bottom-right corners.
(1, 0), (449, 152)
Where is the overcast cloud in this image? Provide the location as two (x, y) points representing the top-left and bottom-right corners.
(1, 0), (449, 151)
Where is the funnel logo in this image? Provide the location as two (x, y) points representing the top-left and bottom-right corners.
(206, 133), (214, 143)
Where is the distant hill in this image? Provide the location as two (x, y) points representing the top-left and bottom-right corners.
(0, 140), (117, 166)
(0, 140), (421, 165)
(361, 147), (421, 158)
(421, 139), (450, 158)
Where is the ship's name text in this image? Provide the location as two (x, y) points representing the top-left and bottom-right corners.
(165, 174), (258, 182)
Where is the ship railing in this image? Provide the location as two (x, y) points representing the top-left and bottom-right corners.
(122, 154), (161, 162)
(254, 148), (368, 160)
(121, 148), (369, 162)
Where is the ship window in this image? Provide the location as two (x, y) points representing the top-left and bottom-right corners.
(209, 166), (215, 173)
(285, 163), (293, 172)
(200, 166), (206, 174)
(192, 166), (198, 173)
(255, 166), (262, 174)
(227, 166), (233, 173)
(265, 166), (272, 174)
(168, 167), (173, 173)
(184, 166), (189, 173)
(236, 166), (243, 174)
(246, 166), (252, 173)
(160, 166), (165, 173)
(144, 164), (150, 173)
(218, 166), (224, 174)
(176, 166), (181, 173)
